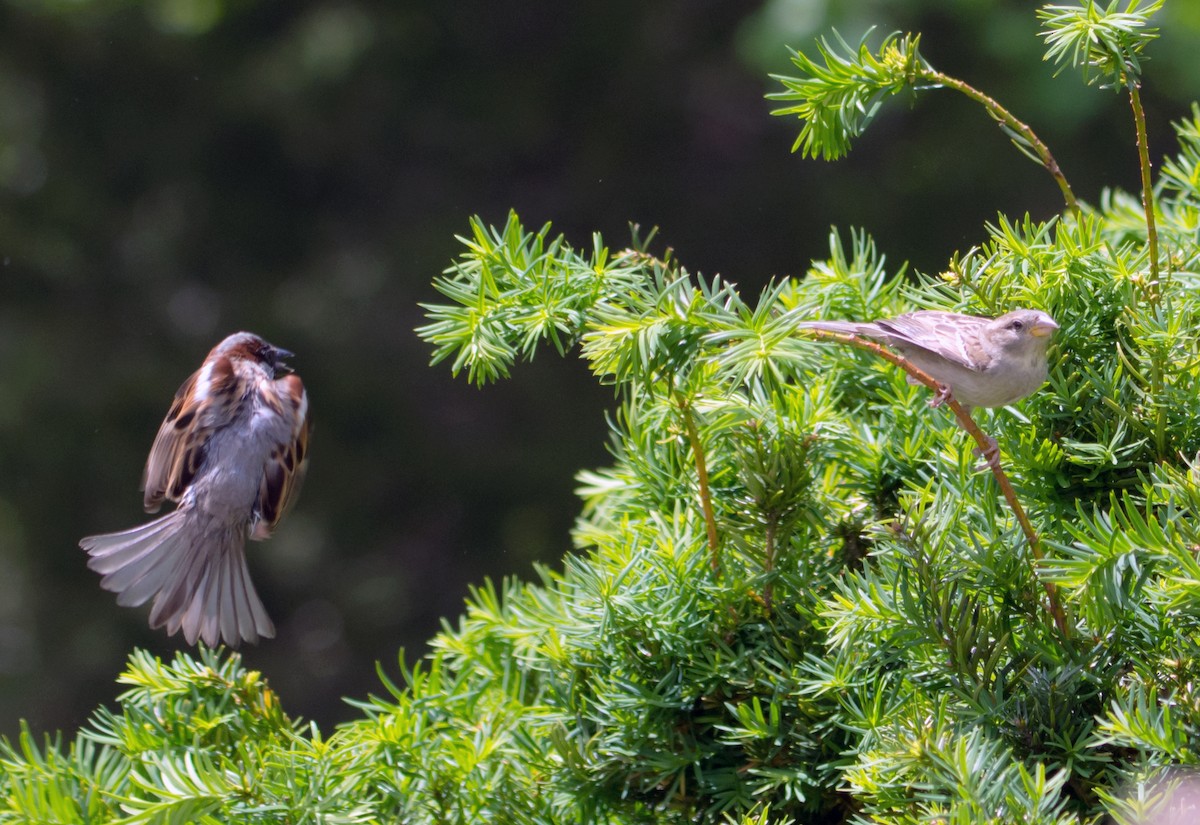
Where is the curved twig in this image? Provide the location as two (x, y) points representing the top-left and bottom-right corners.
(920, 69), (1078, 216)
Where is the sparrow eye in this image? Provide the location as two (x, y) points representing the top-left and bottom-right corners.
(1009, 320), (1024, 331)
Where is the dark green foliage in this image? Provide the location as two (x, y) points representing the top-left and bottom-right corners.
(7, 2), (1200, 823)
(1, 648), (381, 823)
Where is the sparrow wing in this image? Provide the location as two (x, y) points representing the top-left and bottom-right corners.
(251, 374), (311, 538)
(872, 311), (992, 371)
(142, 356), (242, 512)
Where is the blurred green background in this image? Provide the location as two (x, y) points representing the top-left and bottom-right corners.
(1, 0), (1198, 739)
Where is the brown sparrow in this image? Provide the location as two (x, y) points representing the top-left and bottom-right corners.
(798, 309), (1059, 412)
(81, 332), (311, 647)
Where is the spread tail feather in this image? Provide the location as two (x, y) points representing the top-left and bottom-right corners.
(80, 510), (275, 647)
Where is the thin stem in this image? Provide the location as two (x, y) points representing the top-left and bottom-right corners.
(1129, 82), (1161, 302)
(1128, 82), (1166, 454)
(763, 517), (777, 611)
(676, 392), (721, 572)
(802, 328), (1070, 637)
(922, 69), (1078, 216)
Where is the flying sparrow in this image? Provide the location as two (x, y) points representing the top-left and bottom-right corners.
(797, 309), (1059, 412)
(80, 332), (311, 647)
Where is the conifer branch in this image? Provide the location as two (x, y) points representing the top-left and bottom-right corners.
(770, 30), (1079, 213)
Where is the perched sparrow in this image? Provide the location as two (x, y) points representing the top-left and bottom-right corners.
(798, 309), (1059, 411)
(80, 332), (311, 647)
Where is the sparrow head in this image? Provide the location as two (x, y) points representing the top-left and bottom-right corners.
(986, 309), (1059, 356)
(213, 332), (295, 376)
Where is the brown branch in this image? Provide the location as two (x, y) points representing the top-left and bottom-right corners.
(803, 328), (1069, 636)
(676, 392), (721, 573)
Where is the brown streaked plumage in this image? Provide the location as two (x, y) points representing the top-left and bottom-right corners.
(81, 332), (311, 647)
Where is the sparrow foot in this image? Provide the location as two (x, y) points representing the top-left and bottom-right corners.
(973, 435), (1001, 473)
(929, 383), (954, 409)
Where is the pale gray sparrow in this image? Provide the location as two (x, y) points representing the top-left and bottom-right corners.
(799, 309), (1059, 412)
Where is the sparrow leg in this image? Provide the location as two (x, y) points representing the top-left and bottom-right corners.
(929, 383), (954, 409)
(972, 435), (1001, 473)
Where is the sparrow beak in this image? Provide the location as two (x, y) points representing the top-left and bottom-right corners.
(1029, 316), (1059, 338)
(270, 346), (295, 374)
